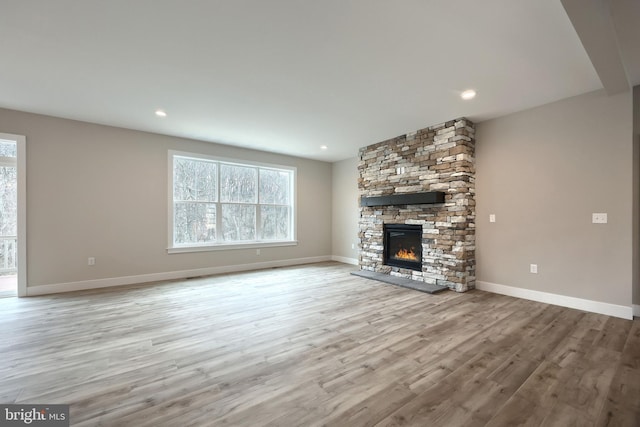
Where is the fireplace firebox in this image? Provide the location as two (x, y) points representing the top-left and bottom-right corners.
(383, 224), (422, 271)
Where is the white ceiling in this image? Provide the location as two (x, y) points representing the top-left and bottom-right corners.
(0, 0), (638, 162)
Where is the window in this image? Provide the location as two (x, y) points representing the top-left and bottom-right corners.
(169, 152), (295, 252)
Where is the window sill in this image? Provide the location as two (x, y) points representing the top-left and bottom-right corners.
(167, 240), (298, 254)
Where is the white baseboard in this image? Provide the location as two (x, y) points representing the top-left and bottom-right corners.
(330, 255), (358, 266)
(476, 281), (633, 320)
(634, 304), (640, 318)
(26, 256), (332, 296)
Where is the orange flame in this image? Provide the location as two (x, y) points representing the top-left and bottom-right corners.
(394, 248), (418, 261)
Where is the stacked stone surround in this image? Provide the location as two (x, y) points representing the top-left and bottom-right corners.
(358, 118), (476, 292)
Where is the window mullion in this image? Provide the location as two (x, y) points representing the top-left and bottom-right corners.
(256, 167), (261, 241)
(216, 161), (221, 244)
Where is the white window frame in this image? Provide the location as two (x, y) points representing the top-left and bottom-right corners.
(168, 150), (297, 253)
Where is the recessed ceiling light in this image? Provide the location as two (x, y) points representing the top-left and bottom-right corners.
(320, 145), (328, 150)
(155, 109), (167, 117)
(461, 90), (476, 100)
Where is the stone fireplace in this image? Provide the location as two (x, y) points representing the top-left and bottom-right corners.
(358, 118), (475, 292)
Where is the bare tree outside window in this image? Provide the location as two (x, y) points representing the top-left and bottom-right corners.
(220, 164), (257, 203)
(0, 141), (17, 157)
(0, 141), (17, 273)
(260, 206), (290, 240)
(0, 167), (16, 237)
(173, 157), (217, 244)
(258, 169), (291, 240)
(222, 204), (256, 241)
(259, 169), (290, 205)
(171, 153), (294, 247)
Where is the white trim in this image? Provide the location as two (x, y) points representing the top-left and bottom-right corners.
(331, 255), (358, 265)
(26, 256), (331, 296)
(0, 156), (17, 167)
(476, 281), (633, 320)
(634, 304), (640, 318)
(17, 136), (26, 297)
(167, 150), (173, 251)
(170, 150), (297, 171)
(0, 133), (27, 297)
(168, 240), (298, 254)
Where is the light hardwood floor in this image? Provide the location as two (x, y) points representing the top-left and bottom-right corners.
(1, 262), (638, 426)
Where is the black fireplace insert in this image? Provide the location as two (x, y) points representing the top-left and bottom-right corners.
(383, 224), (422, 271)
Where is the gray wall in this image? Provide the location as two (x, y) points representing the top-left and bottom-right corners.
(3, 87), (636, 308)
(0, 108), (332, 288)
(476, 90), (633, 306)
(331, 157), (359, 262)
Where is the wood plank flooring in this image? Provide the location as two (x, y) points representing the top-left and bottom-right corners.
(0, 262), (638, 426)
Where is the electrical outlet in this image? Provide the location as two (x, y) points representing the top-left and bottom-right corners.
(530, 264), (538, 274)
(489, 214), (496, 223)
(88, 257), (95, 266)
(256, 249), (261, 256)
(592, 213), (607, 224)
(351, 243), (355, 249)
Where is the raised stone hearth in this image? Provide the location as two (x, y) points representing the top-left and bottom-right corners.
(351, 270), (448, 294)
(358, 118), (475, 292)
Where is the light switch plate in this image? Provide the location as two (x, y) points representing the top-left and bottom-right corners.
(489, 214), (496, 223)
(592, 213), (607, 224)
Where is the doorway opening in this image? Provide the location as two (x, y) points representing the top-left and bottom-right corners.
(0, 134), (26, 297)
